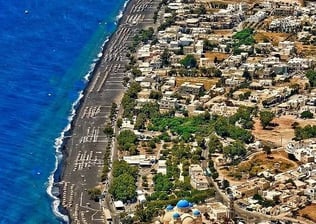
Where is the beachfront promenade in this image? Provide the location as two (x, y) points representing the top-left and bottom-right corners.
(60, 0), (160, 223)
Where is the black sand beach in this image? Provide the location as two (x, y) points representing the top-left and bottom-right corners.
(57, 0), (160, 223)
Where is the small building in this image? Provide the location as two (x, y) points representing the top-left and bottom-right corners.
(207, 202), (229, 220)
(178, 82), (204, 96)
(157, 160), (167, 175)
(113, 200), (125, 210)
(189, 165), (209, 190)
(247, 11), (267, 23)
(123, 155), (154, 166)
(159, 97), (178, 111)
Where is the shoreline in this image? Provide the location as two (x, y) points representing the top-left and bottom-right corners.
(52, 0), (132, 221)
(52, 0), (160, 223)
(49, 2), (132, 221)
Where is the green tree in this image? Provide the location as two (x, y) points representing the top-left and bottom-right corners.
(294, 125), (316, 140)
(134, 205), (156, 223)
(110, 102), (117, 118)
(253, 193), (263, 201)
(87, 187), (102, 201)
(243, 69), (251, 80)
(214, 117), (230, 137)
(112, 160), (138, 179)
(103, 123), (114, 137)
(301, 110), (314, 119)
(259, 110), (275, 129)
(196, 135), (206, 149)
(203, 39), (217, 51)
(134, 113), (147, 130)
(148, 139), (156, 149)
(153, 173), (173, 192)
(138, 102), (160, 120)
(306, 70), (316, 87)
(127, 82), (141, 98)
(109, 173), (137, 202)
(131, 68), (142, 77)
(214, 69), (222, 77)
(180, 54), (197, 68)
(117, 118), (123, 128)
(208, 134), (223, 153)
(194, 4), (206, 15)
(161, 49), (171, 67)
(212, 171), (219, 179)
(149, 90), (163, 100)
(233, 28), (255, 46)
(223, 141), (247, 161)
(122, 82), (141, 118)
(229, 126), (253, 143)
(222, 179), (230, 189)
(117, 130), (137, 151)
(263, 145), (271, 157)
(120, 214), (134, 224)
(203, 111), (211, 120)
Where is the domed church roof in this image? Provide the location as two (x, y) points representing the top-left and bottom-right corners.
(176, 199), (190, 209)
(173, 212), (181, 219)
(193, 210), (201, 216)
(166, 204), (174, 211)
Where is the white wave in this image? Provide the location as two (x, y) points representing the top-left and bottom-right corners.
(85, 36), (110, 81)
(115, 0), (130, 24)
(84, 63), (96, 81)
(48, 0), (131, 222)
(47, 91), (84, 224)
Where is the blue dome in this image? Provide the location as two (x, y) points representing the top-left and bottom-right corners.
(176, 199), (190, 208)
(193, 210), (201, 216)
(173, 212), (180, 219)
(166, 204), (174, 211)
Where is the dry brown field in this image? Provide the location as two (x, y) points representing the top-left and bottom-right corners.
(254, 31), (291, 46)
(175, 77), (219, 90)
(221, 150), (297, 182)
(205, 52), (230, 62)
(252, 115), (316, 147)
(299, 204), (316, 223)
(296, 42), (316, 57)
(249, 150), (297, 172)
(212, 29), (233, 37)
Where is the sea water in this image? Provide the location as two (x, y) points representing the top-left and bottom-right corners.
(0, 0), (126, 223)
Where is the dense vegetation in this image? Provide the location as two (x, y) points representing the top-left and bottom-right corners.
(301, 110), (314, 119)
(233, 28), (255, 45)
(180, 54), (198, 68)
(122, 82), (141, 118)
(214, 117), (253, 143)
(259, 110), (275, 129)
(117, 130), (138, 153)
(149, 113), (213, 142)
(232, 28), (255, 54)
(306, 70), (316, 87)
(109, 161), (138, 202)
(294, 124), (316, 140)
(223, 140), (247, 164)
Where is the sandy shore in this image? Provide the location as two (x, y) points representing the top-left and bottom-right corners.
(56, 0), (160, 223)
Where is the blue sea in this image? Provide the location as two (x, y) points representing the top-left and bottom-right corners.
(0, 0), (127, 223)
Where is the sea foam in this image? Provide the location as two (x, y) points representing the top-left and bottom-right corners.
(47, 0), (130, 221)
(47, 91), (84, 224)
